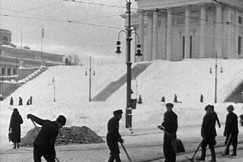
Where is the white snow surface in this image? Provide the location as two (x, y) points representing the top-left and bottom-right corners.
(1, 59), (243, 161)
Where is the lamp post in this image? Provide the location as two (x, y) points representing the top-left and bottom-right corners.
(0, 47), (3, 100)
(210, 52), (223, 103)
(116, 0), (142, 128)
(85, 56), (95, 102)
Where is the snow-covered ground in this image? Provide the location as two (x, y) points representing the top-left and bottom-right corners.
(1, 59), (243, 161)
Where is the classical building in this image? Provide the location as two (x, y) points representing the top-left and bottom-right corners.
(122, 0), (243, 62)
(0, 29), (64, 76)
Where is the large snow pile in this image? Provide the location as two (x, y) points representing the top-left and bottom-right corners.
(20, 126), (104, 147)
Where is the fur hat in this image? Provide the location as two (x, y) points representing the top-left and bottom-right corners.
(56, 115), (66, 126)
(113, 109), (123, 116)
(227, 105), (234, 111)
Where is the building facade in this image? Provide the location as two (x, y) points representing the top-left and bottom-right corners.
(122, 0), (243, 62)
(0, 29), (64, 76)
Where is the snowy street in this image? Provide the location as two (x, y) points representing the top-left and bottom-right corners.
(1, 126), (243, 162)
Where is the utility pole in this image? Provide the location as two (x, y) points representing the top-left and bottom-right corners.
(125, 0), (132, 128)
(214, 52), (218, 103)
(89, 56), (92, 102)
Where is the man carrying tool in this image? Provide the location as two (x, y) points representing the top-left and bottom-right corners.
(27, 114), (66, 162)
(197, 105), (217, 162)
(223, 105), (239, 156)
(160, 103), (178, 162)
(106, 109), (124, 162)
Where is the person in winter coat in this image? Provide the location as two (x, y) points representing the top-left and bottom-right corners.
(161, 103), (178, 162)
(9, 108), (23, 149)
(197, 105), (217, 162)
(18, 97), (23, 106)
(223, 105), (239, 156)
(106, 109), (124, 162)
(10, 97), (13, 106)
(27, 114), (66, 162)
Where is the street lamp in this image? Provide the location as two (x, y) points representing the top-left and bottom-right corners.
(210, 52), (223, 103)
(85, 56), (95, 102)
(115, 0), (142, 128)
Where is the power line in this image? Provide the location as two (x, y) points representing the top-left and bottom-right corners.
(1, 14), (123, 30)
(20, 1), (64, 13)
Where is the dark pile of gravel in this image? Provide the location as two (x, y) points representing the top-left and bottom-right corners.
(20, 126), (104, 147)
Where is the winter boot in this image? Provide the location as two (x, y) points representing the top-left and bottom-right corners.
(222, 147), (229, 156)
(196, 147), (206, 161)
(231, 146), (237, 156)
(209, 145), (216, 162)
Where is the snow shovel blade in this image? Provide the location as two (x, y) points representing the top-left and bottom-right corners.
(186, 156), (194, 162)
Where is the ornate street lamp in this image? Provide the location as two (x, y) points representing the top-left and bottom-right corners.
(85, 56), (95, 102)
(115, 0), (142, 128)
(210, 52), (223, 103)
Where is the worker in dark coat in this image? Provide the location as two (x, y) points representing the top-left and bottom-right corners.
(27, 114), (66, 162)
(106, 109), (124, 162)
(161, 103), (178, 162)
(223, 105), (239, 156)
(9, 108), (23, 149)
(197, 105), (217, 162)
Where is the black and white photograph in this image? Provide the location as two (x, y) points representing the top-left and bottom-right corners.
(1, 0), (243, 162)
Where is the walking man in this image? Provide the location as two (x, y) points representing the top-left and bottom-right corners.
(27, 114), (66, 162)
(223, 105), (239, 156)
(197, 105), (217, 162)
(161, 103), (178, 162)
(106, 109), (124, 162)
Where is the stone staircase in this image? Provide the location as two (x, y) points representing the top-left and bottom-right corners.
(92, 63), (151, 102)
(1, 66), (47, 100)
(224, 80), (243, 103)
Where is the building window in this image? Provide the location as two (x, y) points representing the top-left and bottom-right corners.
(2, 68), (4, 75)
(239, 16), (242, 24)
(238, 36), (242, 55)
(13, 69), (16, 75)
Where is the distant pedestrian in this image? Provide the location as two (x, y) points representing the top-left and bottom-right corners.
(27, 114), (66, 162)
(197, 105), (217, 162)
(10, 97), (13, 106)
(161, 103), (178, 162)
(30, 96), (33, 105)
(26, 99), (30, 106)
(18, 97), (23, 106)
(106, 109), (124, 162)
(223, 105), (239, 156)
(9, 108), (23, 149)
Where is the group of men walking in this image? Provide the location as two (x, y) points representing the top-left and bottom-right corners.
(106, 103), (239, 162)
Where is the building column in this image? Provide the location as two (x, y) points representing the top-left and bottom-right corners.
(200, 4), (206, 58)
(138, 10), (144, 61)
(235, 12), (240, 58)
(227, 7), (234, 58)
(147, 12), (153, 61)
(185, 6), (190, 58)
(216, 4), (223, 58)
(5, 66), (8, 76)
(152, 10), (158, 60)
(166, 8), (172, 60)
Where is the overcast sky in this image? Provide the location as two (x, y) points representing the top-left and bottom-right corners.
(0, 0), (137, 64)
